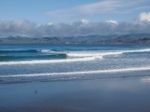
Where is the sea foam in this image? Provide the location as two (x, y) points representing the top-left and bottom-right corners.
(0, 48), (150, 65)
(0, 66), (150, 78)
(0, 57), (97, 65)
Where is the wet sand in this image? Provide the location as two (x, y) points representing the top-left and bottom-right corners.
(0, 75), (150, 112)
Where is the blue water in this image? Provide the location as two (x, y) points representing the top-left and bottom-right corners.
(0, 44), (150, 83)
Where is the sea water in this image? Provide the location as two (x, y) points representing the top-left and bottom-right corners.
(0, 44), (150, 83)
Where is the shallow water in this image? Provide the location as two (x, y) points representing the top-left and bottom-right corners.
(0, 44), (150, 83)
(0, 76), (150, 112)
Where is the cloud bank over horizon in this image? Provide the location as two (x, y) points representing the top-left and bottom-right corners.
(0, 12), (150, 37)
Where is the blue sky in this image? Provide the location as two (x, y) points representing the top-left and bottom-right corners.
(0, 0), (150, 23)
(0, 0), (150, 37)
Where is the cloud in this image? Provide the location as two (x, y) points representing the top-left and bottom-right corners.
(76, 0), (121, 15)
(0, 12), (150, 37)
(138, 12), (150, 22)
(0, 20), (37, 37)
(46, 0), (150, 20)
(106, 20), (119, 25)
(80, 19), (89, 24)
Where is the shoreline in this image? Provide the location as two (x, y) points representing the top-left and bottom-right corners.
(0, 70), (150, 84)
(1, 75), (150, 112)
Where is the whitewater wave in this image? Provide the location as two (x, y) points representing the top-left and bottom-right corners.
(66, 48), (150, 58)
(0, 49), (59, 54)
(0, 57), (97, 65)
(67, 51), (122, 58)
(39, 48), (150, 57)
(0, 48), (150, 65)
(39, 48), (150, 59)
(40, 49), (57, 53)
(0, 66), (150, 78)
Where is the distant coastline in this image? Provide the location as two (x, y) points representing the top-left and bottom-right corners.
(0, 34), (150, 45)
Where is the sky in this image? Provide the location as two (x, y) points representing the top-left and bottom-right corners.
(0, 0), (150, 23)
(0, 0), (150, 37)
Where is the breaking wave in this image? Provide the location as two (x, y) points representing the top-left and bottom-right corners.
(66, 48), (150, 58)
(0, 57), (96, 65)
(0, 46), (150, 83)
(0, 66), (150, 83)
(0, 48), (150, 65)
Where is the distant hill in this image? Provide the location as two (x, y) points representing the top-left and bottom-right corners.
(0, 34), (150, 44)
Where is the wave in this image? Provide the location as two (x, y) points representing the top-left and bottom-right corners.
(0, 57), (96, 65)
(0, 66), (150, 78)
(0, 48), (149, 65)
(0, 53), (67, 61)
(67, 51), (122, 58)
(66, 48), (150, 58)
(40, 49), (57, 53)
(0, 49), (58, 54)
(1, 48), (149, 55)
(0, 49), (39, 53)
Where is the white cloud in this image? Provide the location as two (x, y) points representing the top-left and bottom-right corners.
(106, 20), (118, 25)
(77, 0), (121, 15)
(47, 22), (54, 26)
(0, 20), (37, 37)
(46, 0), (120, 18)
(138, 12), (150, 22)
(0, 15), (150, 37)
(80, 19), (89, 24)
(46, 0), (149, 20)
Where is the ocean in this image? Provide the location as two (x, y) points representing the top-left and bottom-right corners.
(1, 44), (150, 112)
(0, 44), (150, 83)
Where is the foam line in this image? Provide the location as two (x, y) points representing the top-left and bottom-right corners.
(67, 48), (150, 58)
(40, 49), (56, 53)
(67, 51), (122, 57)
(0, 57), (98, 65)
(0, 48), (150, 65)
(0, 66), (150, 78)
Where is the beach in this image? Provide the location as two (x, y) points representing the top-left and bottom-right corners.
(0, 0), (150, 111)
(1, 71), (150, 112)
(0, 44), (150, 112)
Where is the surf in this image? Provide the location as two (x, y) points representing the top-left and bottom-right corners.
(67, 48), (150, 58)
(0, 66), (150, 78)
(0, 56), (97, 65)
(0, 48), (150, 65)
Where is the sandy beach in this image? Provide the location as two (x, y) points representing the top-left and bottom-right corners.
(1, 72), (150, 112)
